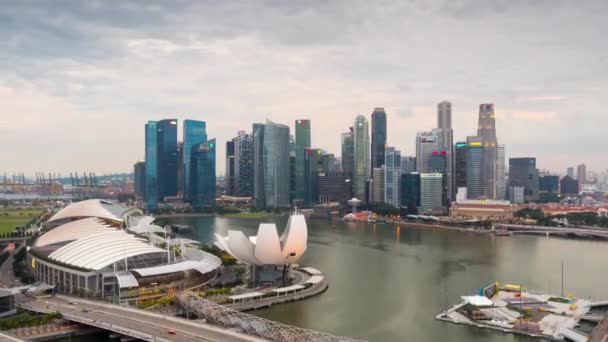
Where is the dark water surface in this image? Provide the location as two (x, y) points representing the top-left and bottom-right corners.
(165, 216), (608, 342)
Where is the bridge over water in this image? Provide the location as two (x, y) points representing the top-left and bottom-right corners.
(495, 224), (608, 239)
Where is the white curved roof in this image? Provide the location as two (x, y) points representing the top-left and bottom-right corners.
(215, 213), (308, 265)
(35, 217), (116, 247)
(48, 199), (130, 223)
(48, 230), (165, 271)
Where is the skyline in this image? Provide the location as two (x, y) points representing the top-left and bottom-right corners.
(1, 1), (607, 174)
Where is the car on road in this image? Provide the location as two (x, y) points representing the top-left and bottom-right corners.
(167, 330), (176, 335)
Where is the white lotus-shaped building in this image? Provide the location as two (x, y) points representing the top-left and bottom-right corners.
(214, 213), (308, 265)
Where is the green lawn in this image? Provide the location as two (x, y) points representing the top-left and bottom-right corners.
(0, 207), (45, 234)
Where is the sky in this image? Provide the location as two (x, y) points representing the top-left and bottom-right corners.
(1, 0), (607, 176)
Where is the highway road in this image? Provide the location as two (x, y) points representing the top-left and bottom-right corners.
(22, 295), (267, 342)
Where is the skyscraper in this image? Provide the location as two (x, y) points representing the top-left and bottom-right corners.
(234, 131), (253, 196)
(477, 104), (499, 199)
(371, 108), (387, 169)
(465, 136), (485, 199)
(577, 163), (587, 183)
(144, 121), (158, 211)
(400, 156), (416, 174)
(353, 115), (370, 203)
(419, 173), (445, 214)
(436, 101), (454, 200)
(401, 173), (420, 214)
(318, 172), (351, 204)
(566, 167), (575, 179)
(157, 119), (179, 199)
(371, 167), (385, 203)
(508, 157), (539, 202)
(295, 119), (311, 205)
(263, 120), (290, 208)
(341, 130), (355, 176)
(415, 131), (439, 173)
(496, 144), (506, 200)
(134, 161), (145, 198)
(182, 119), (207, 201)
(384, 147), (401, 208)
(225, 140), (235, 195)
(252, 123), (265, 209)
(454, 142), (467, 191)
(190, 139), (216, 209)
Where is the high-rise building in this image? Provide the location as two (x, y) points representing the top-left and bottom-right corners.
(560, 175), (579, 196)
(263, 120), (290, 208)
(177, 142), (184, 196)
(289, 153), (296, 204)
(577, 163), (587, 183)
(295, 119), (312, 205)
(496, 145), (506, 200)
(508, 158), (539, 202)
(225, 140), (236, 195)
(454, 142), (467, 191)
(400, 173), (420, 214)
(372, 167), (385, 203)
(400, 156), (416, 174)
(436, 101), (454, 200)
(252, 123), (265, 209)
(183, 120), (207, 201)
(508, 186), (524, 204)
(309, 148), (328, 203)
(419, 173), (445, 215)
(384, 147), (401, 208)
(371, 108), (387, 169)
(234, 131), (253, 196)
(415, 131), (439, 173)
(539, 175), (559, 193)
(566, 167), (575, 179)
(465, 136), (485, 199)
(190, 139), (216, 209)
(134, 161), (145, 198)
(144, 121), (158, 211)
(477, 104), (499, 199)
(318, 172), (351, 204)
(341, 130), (355, 176)
(157, 119), (179, 199)
(353, 115), (370, 203)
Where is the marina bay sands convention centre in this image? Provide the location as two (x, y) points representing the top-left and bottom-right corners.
(28, 199), (221, 304)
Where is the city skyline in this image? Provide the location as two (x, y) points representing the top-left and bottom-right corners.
(1, 1), (607, 174)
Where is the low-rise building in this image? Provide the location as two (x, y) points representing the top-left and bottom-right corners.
(450, 199), (515, 220)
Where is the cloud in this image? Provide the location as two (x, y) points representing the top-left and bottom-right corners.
(510, 111), (558, 121)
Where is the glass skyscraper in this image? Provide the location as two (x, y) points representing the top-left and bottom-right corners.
(295, 119), (311, 205)
(133, 161), (145, 198)
(341, 130), (354, 177)
(157, 119), (179, 199)
(225, 140), (235, 195)
(454, 142), (467, 191)
(234, 131), (253, 196)
(353, 115), (370, 203)
(415, 131), (439, 173)
(263, 120), (290, 208)
(436, 101), (454, 200)
(252, 123), (265, 209)
(144, 121), (158, 211)
(384, 147), (401, 208)
(401, 173), (420, 214)
(465, 136), (485, 199)
(190, 139), (216, 209)
(371, 108), (387, 169)
(183, 119), (207, 201)
(508, 157), (539, 202)
(477, 104), (499, 199)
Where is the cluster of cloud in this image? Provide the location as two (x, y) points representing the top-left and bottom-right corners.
(0, 0), (606, 175)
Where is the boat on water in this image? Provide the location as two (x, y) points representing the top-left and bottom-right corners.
(170, 224), (192, 234)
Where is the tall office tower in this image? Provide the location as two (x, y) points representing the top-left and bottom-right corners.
(225, 141), (235, 195)
(183, 120), (207, 201)
(371, 167), (385, 203)
(190, 139), (216, 209)
(508, 186), (525, 204)
(371, 108), (387, 169)
(234, 131), (254, 196)
(341, 130), (355, 176)
(419, 173), (445, 215)
(401, 172), (421, 214)
(295, 119), (312, 205)
(134, 161), (145, 198)
(539, 175), (559, 193)
(318, 172), (352, 204)
(436, 101), (454, 200)
(508, 158), (539, 202)
(415, 131), (439, 173)
(263, 120), (290, 208)
(353, 115), (370, 203)
(400, 156), (416, 174)
(177, 142), (184, 196)
(289, 153), (296, 204)
(477, 104), (499, 199)
(560, 176), (579, 196)
(156, 119), (179, 199)
(384, 147), (401, 208)
(577, 163), (587, 183)
(144, 121), (158, 211)
(309, 148), (329, 203)
(465, 136), (484, 199)
(496, 145), (506, 200)
(454, 142), (467, 190)
(566, 167), (575, 179)
(252, 123), (265, 209)
(289, 135), (295, 155)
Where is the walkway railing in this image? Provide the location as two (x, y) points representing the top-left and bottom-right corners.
(178, 291), (366, 342)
